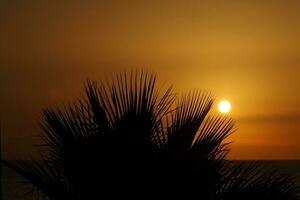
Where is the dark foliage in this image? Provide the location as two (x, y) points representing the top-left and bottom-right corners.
(2, 71), (300, 200)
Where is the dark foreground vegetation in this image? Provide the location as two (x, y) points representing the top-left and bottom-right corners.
(2, 71), (300, 199)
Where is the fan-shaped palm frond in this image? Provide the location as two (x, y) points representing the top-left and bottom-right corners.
(2, 159), (75, 199)
(218, 162), (300, 200)
(3, 71), (175, 199)
(150, 91), (235, 199)
(2, 71), (299, 200)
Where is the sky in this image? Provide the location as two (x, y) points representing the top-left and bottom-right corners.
(1, 0), (300, 160)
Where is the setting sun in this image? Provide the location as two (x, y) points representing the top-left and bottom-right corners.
(218, 100), (231, 113)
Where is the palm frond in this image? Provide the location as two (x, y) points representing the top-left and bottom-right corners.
(166, 90), (214, 152)
(218, 162), (300, 200)
(6, 71), (175, 198)
(192, 114), (235, 160)
(2, 160), (76, 200)
(1, 71), (299, 200)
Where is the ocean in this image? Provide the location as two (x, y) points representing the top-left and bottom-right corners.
(2, 161), (300, 199)
(2, 163), (32, 200)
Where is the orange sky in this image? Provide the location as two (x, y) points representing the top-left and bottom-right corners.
(1, 0), (300, 160)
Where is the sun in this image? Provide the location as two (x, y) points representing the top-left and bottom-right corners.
(218, 100), (231, 113)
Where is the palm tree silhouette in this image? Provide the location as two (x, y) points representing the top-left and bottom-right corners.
(2, 71), (300, 200)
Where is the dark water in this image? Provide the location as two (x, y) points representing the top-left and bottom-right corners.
(2, 164), (33, 200)
(2, 161), (300, 200)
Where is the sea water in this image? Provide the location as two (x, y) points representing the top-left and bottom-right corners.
(2, 161), (300, 199)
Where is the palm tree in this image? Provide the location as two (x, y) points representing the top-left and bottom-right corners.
(2, 71), (299, 200)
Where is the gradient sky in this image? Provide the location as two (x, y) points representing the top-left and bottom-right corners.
(1, 0), (300, 160)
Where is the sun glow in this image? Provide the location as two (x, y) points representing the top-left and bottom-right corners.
(218, 100), (231, 113)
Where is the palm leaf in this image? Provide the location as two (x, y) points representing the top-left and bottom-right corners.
(1, 71), (299, 200)
(218, 162), (300, 200)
